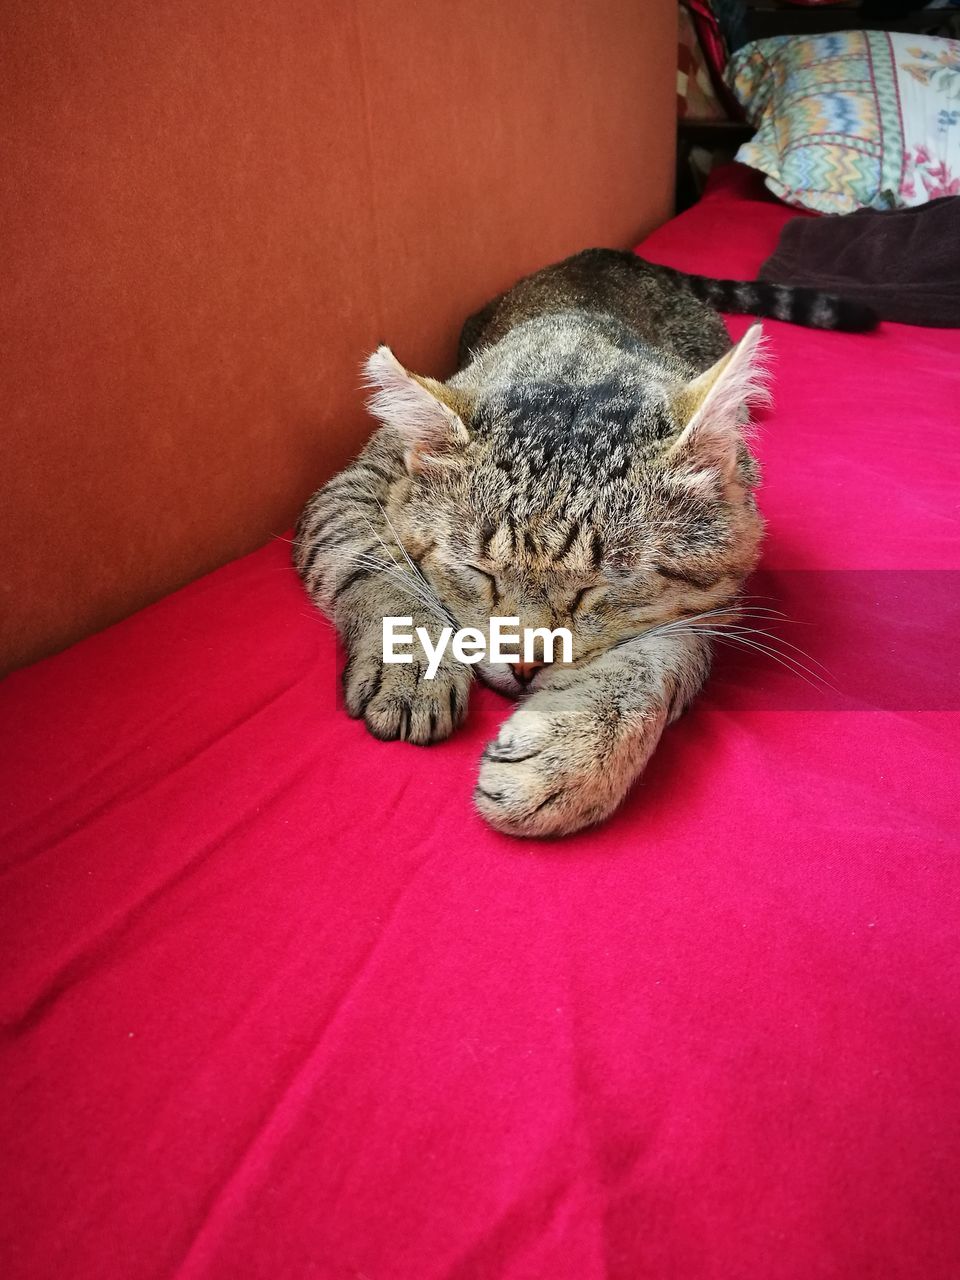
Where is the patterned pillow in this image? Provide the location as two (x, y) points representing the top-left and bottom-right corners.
(726, 31), (960, 213)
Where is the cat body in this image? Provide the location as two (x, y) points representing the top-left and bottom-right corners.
(294, 251), (873, 836)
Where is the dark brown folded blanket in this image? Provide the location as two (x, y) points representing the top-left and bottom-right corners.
(759, 196), (960, 328)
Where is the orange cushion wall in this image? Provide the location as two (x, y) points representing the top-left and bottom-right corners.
(1, 0), (676, 673)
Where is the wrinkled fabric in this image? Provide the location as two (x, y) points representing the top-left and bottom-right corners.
(760, 194), (960, 327)
(1, 165), (958, 1280)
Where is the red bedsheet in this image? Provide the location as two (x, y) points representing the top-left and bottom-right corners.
(2, 166), (959, 1279)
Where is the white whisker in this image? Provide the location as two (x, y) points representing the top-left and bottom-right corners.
(659, 625), (836, 692)
(374, 500), (459, 628)
(613, 595), (836, 692)
(650, 607), (834, 679)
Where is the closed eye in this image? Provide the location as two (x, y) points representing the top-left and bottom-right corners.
(467, 563), (501, 605)
(570, 585), (605, 615)
(655, 564), (722, 591)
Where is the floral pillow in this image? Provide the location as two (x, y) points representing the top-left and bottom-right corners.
(726, 31), (960, 213)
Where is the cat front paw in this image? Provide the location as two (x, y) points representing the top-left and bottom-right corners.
(343, 636), (470, 745)
(474, 694), (620, 838)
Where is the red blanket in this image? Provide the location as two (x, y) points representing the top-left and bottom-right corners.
(2, 166), (959, 1279)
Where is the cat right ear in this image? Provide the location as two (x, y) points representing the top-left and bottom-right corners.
(363, 346), (473, 476)
(667, 324), (770, 476)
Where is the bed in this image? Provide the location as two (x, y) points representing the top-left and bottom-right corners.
(2, 164), (959, 1279)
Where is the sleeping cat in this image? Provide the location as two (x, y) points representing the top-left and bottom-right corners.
(294, 251), (875, 837)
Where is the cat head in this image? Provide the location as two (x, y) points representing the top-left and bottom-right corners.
(363, 328), (767, 695)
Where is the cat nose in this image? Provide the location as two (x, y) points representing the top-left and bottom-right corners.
(510, 660), (546, 686)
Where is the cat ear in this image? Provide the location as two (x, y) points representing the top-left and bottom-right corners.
(363, 345), (472, 475)
(668, 324), (769, 475)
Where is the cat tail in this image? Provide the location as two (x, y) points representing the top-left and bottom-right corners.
(660, 265), (878, 333)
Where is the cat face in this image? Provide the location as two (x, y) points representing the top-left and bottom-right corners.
(366, 332), (766, 695)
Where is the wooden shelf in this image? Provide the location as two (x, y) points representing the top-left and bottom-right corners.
(744, 2), (950, 39)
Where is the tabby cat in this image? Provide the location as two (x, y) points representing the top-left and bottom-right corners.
(294, 251), (875, 837)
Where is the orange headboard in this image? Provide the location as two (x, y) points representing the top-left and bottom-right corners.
(2, 1), (677, 674)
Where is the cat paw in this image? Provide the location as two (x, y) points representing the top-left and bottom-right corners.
(342, 639), (470, 745)
(474, 696), (616, 838)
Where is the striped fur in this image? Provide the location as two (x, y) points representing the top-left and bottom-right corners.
(672, 267), (879, 332)
(294, 246), (860, 837)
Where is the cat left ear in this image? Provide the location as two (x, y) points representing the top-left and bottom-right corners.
(668, 324), (769, 475)
(363, 345), (473, 476)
